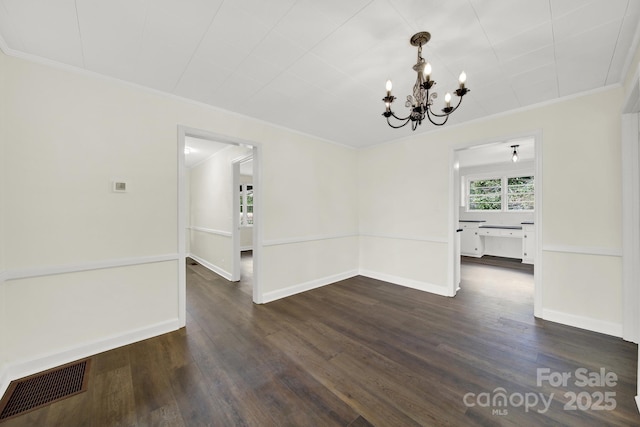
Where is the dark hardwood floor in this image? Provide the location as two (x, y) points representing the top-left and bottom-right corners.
(461, 255), (534, 273)
(3, 256), (639, 426)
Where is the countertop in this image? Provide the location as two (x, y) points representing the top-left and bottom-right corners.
(460, 220), (533, 229)
(479, 225), (523, 230)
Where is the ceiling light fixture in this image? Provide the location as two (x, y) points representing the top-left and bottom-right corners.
(511, 145), (519, 162)
(383, 31), (470, 130)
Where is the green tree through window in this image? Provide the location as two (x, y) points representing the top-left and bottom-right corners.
(507, 176), (534, 211)
(469, 178), (502, 210)
(467, 176), (534, 212)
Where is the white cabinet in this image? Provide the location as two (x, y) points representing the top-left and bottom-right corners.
(459, 222), (484, 257)
(460, 221), (535, 264)
(479, 227), (523, 259)
(522, 224), (535, 264)
(477, 228), (523, 238)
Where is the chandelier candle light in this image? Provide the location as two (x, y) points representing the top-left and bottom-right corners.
(383, 31), (470, 130)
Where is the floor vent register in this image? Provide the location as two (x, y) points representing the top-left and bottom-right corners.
(0, 359), (91, 423)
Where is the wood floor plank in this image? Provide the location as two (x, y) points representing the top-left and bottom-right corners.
(4, 256), (639, 426)
(266, 328), (424, 427)
(43, 384), (93, 427)
(90, 365), (137, 427)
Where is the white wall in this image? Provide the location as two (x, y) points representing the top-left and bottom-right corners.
(0, 52), (183, 394)
(261, 134), (359, 301)
(359, 86), (624, 334)
(358, 135), (452, 295)
(240, 228), (253, 250)
(189, 144), (251, 278)
(0, 51), (359, 394)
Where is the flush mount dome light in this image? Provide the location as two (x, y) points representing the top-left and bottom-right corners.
(382, 31), (470, 130)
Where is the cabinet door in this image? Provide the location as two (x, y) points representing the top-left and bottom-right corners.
(461, 229), (483, 257)
(522, 231), (535, 264)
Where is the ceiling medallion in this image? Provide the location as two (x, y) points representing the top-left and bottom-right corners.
(383, 31), (470, 130)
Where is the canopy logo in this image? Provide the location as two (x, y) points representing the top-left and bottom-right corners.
(463, 388), (553, 415)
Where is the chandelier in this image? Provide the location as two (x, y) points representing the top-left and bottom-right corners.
(382, 31), (470, 130)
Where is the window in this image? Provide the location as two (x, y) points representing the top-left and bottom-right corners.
(467, 175), (534, 212)
(468, 178), (502, 211)
(239, 184), (253, 226)
(507, 176), (534, 211)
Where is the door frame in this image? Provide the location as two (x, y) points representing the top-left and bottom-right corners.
(232, 153), (254, 282)
(621, 64), (640, 346)
(178, 125), (264, 324)
(448, 130), (543, 318)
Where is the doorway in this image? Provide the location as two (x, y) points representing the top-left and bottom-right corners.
(177, 126), (263, 327)
(450, 133), (542, 317)
(232, 154), (254, 289)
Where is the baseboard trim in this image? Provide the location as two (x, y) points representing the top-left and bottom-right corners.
(262, 270), (359, 303)
(542, 309), (623, 337)
(635, 396), (640, 414)
(359, 269), (453, 297)
(0, 318), (180, 399)
(188, 253), (233, 281)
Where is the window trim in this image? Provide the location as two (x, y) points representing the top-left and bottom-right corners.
(466, 171), (535, 213)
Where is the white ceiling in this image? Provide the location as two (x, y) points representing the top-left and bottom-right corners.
(457, 137), (535, 168)
(184, 136), (229, 168)
(184, 136), (254, 173)
(240, 159), (253, 176)
(1, 0), (639, 148)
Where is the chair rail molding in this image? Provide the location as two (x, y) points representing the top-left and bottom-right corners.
(3, 254), (180, 282)
(189, 226), (232, 237)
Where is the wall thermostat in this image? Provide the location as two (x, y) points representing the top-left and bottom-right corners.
(112, 181), (127, 193)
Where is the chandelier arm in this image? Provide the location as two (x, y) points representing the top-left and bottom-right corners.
(389, 110), (411, 121)
(386, 115), (412, 129)
(425, 95), (464, 118)
(424, 105), (450, 126)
